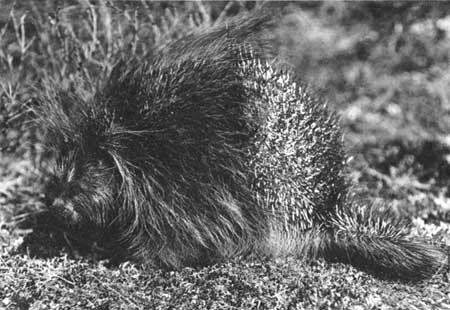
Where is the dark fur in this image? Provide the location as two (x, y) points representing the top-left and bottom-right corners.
(39, 14), (447, 279)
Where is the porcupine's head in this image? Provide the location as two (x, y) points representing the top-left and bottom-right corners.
(39, 87), (121, 231)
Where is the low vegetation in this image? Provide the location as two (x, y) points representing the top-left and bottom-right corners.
(1, 1), (450, 309)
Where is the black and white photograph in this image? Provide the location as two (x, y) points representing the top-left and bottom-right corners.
(1, 1), (450, 309)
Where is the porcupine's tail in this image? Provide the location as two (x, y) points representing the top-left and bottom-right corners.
(293, 202), (448, 280)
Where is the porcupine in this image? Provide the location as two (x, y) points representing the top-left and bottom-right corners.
(39, 13), (447, 280)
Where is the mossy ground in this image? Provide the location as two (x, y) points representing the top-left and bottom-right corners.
(1, 1), (450, 309)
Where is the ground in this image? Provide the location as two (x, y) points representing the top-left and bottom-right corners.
(1, 1), (450, 309)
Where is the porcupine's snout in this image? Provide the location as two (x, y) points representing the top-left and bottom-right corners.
(49, 197), (81, 224)
(44, 175), (82, 225)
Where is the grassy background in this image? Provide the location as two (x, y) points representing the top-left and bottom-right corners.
(1, 1), (450, 309)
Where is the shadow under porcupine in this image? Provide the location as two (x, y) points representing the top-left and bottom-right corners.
(36, 13), (447, 280)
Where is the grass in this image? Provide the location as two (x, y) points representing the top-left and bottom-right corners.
(2, 257), (449, 309)
(1, 1), (450, 309)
